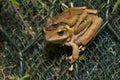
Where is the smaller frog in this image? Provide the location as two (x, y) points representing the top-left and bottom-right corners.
(43, 6), (102, 71)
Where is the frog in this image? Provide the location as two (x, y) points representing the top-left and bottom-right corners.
(43, 6), (102, 71)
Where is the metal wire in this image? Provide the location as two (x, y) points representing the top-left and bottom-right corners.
(0, 0), (120, 79)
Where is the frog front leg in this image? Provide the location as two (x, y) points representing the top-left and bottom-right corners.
(65, 42), (79, 71)
(65, 42), (86, 71)
(65, 42), (79, 64)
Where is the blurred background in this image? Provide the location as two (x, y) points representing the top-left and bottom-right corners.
(0, 0), (120, 80)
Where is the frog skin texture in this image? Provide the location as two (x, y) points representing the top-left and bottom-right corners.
(43, 6), (102, 71)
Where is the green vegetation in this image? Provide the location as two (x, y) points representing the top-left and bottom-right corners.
(0, 0), (120, 80)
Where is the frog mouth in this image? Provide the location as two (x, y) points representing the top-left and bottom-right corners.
(46, 37), (68, 43)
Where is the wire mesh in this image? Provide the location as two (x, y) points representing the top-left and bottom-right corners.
(0, 0), (120, 80)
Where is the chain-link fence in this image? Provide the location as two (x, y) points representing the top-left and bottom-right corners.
(0, 0), (120, 80)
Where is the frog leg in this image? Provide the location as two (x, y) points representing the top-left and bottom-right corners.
(65, 42), (79, 64)
(78, 16), (102, 45)
(65, 42), (79, 71)
(61, 2), (74, 8)
(61, 3), (69, 8)
(79, 45), (86, 52)
(68, 64), (74, 71)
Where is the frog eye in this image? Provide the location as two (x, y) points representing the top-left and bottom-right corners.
(57, 29), (65, 36)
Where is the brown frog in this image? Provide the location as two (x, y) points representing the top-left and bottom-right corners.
(43, 6), (102, 71)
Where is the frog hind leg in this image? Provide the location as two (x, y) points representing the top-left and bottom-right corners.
(76, 16), (102, 45)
